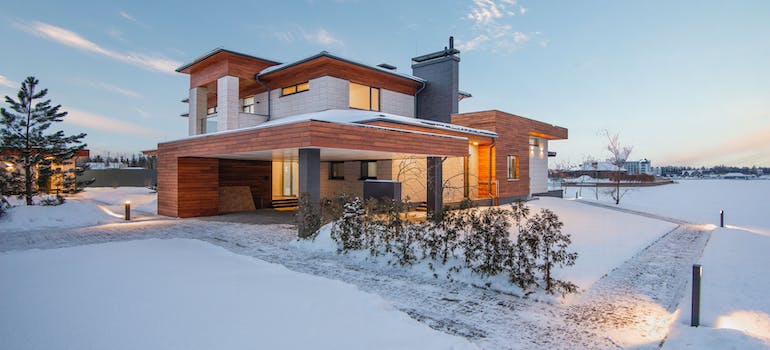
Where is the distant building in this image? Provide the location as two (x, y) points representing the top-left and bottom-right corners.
(721, 172), (752, 180)
(625, 159), (653, 175)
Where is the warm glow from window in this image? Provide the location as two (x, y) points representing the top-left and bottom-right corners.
(360, 160), (377, 179)
(329, 162), (345, 180)
(507, 155), (519, 180)
(281, 82), (309, 96)
(349, 82), (380, 111)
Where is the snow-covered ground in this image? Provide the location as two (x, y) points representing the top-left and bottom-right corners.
(0, 238), (477, 350)
(564, 180), (769, 232)
(0, 187), (158, 233)
(663, 227), (770, 349)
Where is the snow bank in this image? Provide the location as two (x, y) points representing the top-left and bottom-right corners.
(663, 227), (770, 349)
(0, 238), (477, 350)
(565, 180), (770, 233)
(296, 198), (676, 297)
(79, 187), (157, 214)
(0, 198), (118, 233)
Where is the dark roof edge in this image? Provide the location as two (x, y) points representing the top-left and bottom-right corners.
(176, 48), (282, 73)
(257, 51), (426, 83)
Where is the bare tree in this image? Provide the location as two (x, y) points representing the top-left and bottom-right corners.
(602, 130), (633, 205)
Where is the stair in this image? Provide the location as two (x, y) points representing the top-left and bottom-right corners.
(272, 197), (298, 209)
(415, 202), (428, 212)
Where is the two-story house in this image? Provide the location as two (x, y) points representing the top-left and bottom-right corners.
(151, 38), (567, 218)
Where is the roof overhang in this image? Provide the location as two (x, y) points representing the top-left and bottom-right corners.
(176, 48), (281, 74)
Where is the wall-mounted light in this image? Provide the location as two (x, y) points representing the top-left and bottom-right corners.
(472, 141), (479, 146)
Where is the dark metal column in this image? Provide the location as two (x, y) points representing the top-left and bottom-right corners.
(427, 156), (443, 219)
(298, 148), (321, 204)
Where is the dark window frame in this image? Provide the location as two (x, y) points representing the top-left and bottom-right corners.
(349, 83), (381, 112)
(359, 160), (378, 180)
(280, 81), (310, 97)
(507, 155), (520, 180)
(329, 161), (345, 180)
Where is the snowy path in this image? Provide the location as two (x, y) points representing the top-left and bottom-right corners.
(0, 211), (711, 349)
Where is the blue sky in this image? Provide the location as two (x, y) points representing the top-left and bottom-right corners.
(1, 0), (768, 167)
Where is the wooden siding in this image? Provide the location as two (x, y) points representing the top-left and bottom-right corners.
(156, 120), (470, 217)
(452, 110), (568, 199)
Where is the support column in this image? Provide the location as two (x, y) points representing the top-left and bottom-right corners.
(217, 75), (240, 131)
(298, 148), (321, 204)
(427, 156), (443, 219)
(188, 87), (208, 135)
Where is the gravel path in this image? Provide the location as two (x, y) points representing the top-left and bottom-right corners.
(0, 203), (711, 349)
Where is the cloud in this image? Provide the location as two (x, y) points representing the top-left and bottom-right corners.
(86, 81), (142, 98)
(272, 31), (296, 43)
(16, 21), (179, 74)
(0, 75), (18, 89)
(303, 28), (344, 47)
(65, 108), (160, 138)
(119, 11), (136, 22)
(458, 0), (542, 52)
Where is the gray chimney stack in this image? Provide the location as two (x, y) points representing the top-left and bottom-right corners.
(411, 36), (460, 123)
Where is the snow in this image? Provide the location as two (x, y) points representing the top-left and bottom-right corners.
(78, 186), (158, 214)
(0, 197), (118, 233)
(297, 197), (677, 296)
(0, 187), (158, 233)
(663, 227), (770, 349)
(0, 238), (477, 350)
(564, 179), (770, 233)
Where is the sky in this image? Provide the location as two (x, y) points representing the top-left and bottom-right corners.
(0, 0), (768, 167)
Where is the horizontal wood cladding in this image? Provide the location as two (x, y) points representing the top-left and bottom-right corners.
(187, 51), (277, 88)
(176, 157), (219, 218)
(260, 56), (422, 95)
(219, 159), (272, 209)
(452, 110), (568, 140)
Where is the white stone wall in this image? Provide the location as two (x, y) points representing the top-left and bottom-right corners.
(528, 138), (549, 194)
(380, 89), (415, 117)
(271, 76), (349, 119)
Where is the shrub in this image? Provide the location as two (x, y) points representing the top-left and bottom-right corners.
(38, 194), (65, 206)
(296, 193), (321, 239)
(526, 208), (578, 295)
(460, 207), (514, 278)
(330, 196), (367, 253)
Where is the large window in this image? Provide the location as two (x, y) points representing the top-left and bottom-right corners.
(242, 96), (255, 113)
(329, 162), (345, 180)
(200, 116), (217, 134)
(507, 155), (519, 180)
(360, 160), (377, 180)
(281, 82), (309, 96)
(349, 82), (380, 111)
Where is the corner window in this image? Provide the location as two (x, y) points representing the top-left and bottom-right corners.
(242, 96), (255, 113)
(329, 162), (345, 180)
(349, 83), (381, 111)
(200, 116), (217, 134)
(360, 160), (377, 180)
(507, 155), (519, 180)
(281, 82), (309, 96)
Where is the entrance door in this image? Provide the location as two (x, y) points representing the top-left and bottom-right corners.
(281, 160), (298, 197)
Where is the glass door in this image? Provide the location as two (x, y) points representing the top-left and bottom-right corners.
(281, 160), (298, 197)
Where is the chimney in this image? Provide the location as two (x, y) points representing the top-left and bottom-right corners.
(411, 36), (460, 123)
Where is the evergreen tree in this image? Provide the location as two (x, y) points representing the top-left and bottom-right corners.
(0, 77), (87, 205)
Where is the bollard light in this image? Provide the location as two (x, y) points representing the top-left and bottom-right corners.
(720, 210), (724, 228)
(691, 264), (702, 327)
(125, 200), (131, 221)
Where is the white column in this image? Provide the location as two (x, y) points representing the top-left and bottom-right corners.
(217, 75), (240, 131)
(188, 87), (208, 135)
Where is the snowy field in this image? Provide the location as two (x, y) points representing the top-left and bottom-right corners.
(0, 187), (158, 233)
(564, 179), (770, 232)
(0, 238), (477, 350)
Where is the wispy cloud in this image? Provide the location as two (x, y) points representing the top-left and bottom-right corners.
(303, 28), (344, 47)
(16, 21), (179, 74)
(119, 11), (136, 22)
(86, 81), (142, 98)
(65, 108), (160, 138)
(271, 27), (345, 48)
(458, 0), (542, 52)
(0, 75), (18, 89)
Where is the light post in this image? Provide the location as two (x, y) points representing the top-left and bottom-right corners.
(720, 210), (724, 228)
(691, 264), (702, 327)
(125, 201), (131, 221)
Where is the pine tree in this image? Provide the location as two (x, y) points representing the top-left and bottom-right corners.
(0, 77), (87, 205)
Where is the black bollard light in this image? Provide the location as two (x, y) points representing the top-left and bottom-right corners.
(691, 264), (702, 327)
(720, 210), (724, 228)
(125, 200), (131, 221)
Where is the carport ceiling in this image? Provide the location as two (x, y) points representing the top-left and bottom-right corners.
(210, 147), (432, 162)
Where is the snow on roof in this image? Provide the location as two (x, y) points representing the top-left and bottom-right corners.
(163, 109), (497, 144)
(258, 52), (426, 83)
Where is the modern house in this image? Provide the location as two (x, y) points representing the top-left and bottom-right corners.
(152, 38), (567, 218)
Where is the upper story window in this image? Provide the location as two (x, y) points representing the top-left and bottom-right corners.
(281, 82), (309, 96)
(242, 96), (255, 113)
(529, 137), (539, 147)
(349, 82), (380, 111)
